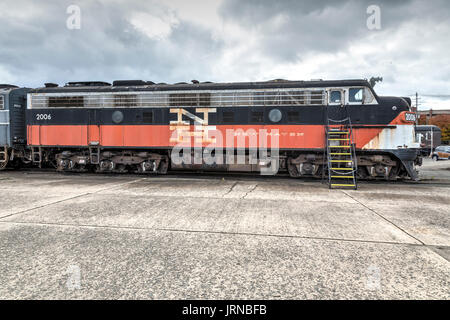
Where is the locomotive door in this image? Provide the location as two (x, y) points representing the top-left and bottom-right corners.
(327, 89), (346, 121)
(0, 95), (8, 147)
(87, 109), (100, 146)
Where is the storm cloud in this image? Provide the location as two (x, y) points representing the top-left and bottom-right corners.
(0, 0), (449, 109)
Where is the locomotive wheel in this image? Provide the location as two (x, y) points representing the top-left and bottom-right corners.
(286, 158), (301, 178)
(388, 165), (400, 181)
(158, 158), (169, 174)
(356, 166), (369, 179)
(49, 159), (58, 169)
(0, 149), (9, 170)
(0, 162), (7, 170)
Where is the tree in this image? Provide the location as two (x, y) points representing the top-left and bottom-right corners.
(419, 114), (450, 143)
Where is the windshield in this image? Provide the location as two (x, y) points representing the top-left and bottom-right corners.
(349, 88), (363, 103)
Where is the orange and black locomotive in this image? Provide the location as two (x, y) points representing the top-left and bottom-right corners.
(1, 79), (421, 183)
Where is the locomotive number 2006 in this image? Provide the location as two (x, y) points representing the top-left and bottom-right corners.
(36, 113), (52, 120)
(405, 113), (416, 122)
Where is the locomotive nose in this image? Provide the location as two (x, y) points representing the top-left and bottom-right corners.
(401, 97), (412, 110)
(393, 97), (411, 111)
(400, 97), (411, 111)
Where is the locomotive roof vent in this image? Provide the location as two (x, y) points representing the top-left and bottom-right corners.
(112, 80), (146, 86)
(174, 82), (188, 85)
(146, 81), (155, 85)
(191, 80), (199, 84)
(0, 84), (18, 89)
(65, 81), (111, 87)
(44, 83), (59, 88)
(201, 81), (213, 84)
(268, 79), (289, 82)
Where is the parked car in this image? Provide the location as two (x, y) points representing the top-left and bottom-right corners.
(432, 145), (450, 161)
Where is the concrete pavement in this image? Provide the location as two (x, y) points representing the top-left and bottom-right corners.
(0, 159), (449, 299)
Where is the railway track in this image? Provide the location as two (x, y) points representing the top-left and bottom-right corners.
(4, 167), (450, 187)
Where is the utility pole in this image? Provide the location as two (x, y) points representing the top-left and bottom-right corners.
(415, 92), (419, 125)
(415, 92), (418, 111)
(430, 127), (433, 158)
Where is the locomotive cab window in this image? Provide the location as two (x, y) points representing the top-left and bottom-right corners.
(349, 88), (363, 103)
(363, 88), (377, 104)
(329, 90), (342, 105)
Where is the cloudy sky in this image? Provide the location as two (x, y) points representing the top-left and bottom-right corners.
(0, 0), (449, 109)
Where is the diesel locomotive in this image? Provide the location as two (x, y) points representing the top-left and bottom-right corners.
(1, 79), (421, 181)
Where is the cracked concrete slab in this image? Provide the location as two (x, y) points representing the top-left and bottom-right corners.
(0, 223), (448, 299)
(0, 158), (449, 299)
(342, 186), (450, 246)
(0, 172), (143, 218)
(2, 191), (419, 244)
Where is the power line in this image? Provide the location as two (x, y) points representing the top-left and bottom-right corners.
(407, 94), (450, 98)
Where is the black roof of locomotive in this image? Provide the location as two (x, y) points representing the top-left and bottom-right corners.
(0, 84), (19, 91)
(31, 79), (376, 94)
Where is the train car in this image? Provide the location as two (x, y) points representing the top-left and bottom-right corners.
(25, 79), (421, 180)
(415, 125), (441, 156)
(0, 85), (30, 169)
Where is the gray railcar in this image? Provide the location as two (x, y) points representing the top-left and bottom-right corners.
(0, 85), (30, 168)
(415, 125), (441, 156)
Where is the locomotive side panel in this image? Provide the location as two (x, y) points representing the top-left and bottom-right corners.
(0, 87), (30, 169)
(24, 79), (421, 179)
(26, 107), (415, 150)
(1, 89), (29, 146)
(9, 89), (28, 146)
